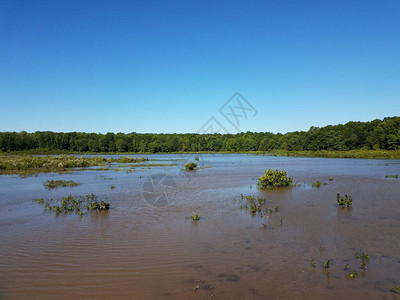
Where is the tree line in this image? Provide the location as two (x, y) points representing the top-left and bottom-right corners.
(1, 117), (400, 153)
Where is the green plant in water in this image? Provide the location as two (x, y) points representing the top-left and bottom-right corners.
(344, 264), (350, 270)
(110, 185), (115, 189)
(391, 286), (399, 294)
(257, 169), (293, 189)
(43, 180), (81, 189)
(321, 260), (331, 269)
(185, 162), (197, 171)
(385, 174), (398, 178)
(349, 271), (359, 279)
(195, 156), (199, 161)
(33, 198), (44, 204)
(33, 193), (110, 216)
(191, 212), (200, 221)
(312, 181), (321, 188)
(337, 193), (353, 207)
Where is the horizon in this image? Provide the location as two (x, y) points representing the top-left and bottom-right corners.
(1, 1), (400, 134)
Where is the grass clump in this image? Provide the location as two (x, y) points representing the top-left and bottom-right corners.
(113, 157), (148, 163)
(185, 162), (197, 171)
(191, 212), (201, 221)
(385, 174), (398, 178)
(337, 193), (353, 207)
(237, 194), (279, 218)
(43, 180), (81, 189)
(257, 169), (293, 189)
(348, 271), (359, 279)
(33, 193), (110, 216)
(312, 181), (321, 188)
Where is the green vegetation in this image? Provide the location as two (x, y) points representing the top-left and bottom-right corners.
(344, 264), (350, 270)
(321, 260), (331, 269)
(1, 117), (400, 155)
(349, 271), (359, 279)
(0, 155), (149, 175)
(110, 185), (115, 189)
(257, 169), (293, 189)
(33, 194), (110, 216)
(337, 193), (353, 207)
(266, 149), (400, 159)
(185, 162), (197, 171)
(385, 174), (399, 178)
(237, 194), (279, 218)
(391, 286), (399, 294)
(312, 181), (321, 188)
(43, 180), (81, 189)
(195, 156), (199, 161)
(191, 212), (201, 221)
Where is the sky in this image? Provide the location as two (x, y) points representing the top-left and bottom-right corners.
(0, 0), (399, 134)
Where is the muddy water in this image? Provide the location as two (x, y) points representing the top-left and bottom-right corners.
(0, 154), (400, 299)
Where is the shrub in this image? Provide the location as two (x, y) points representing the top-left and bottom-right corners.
(185, 162), (197, 171)
(257, 169), (293, 189)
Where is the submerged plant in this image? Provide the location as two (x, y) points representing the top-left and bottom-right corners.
(344, 264), (350, 270)
(337, 193), (353, 207)
(257, 169), (293, 189)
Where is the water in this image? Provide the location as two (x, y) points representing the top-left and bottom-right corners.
(1, 154), (400, 299)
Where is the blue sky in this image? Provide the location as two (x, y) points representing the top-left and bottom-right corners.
(1, 0), (399, 134)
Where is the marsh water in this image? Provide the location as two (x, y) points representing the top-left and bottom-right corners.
(1, 154), (400, 299)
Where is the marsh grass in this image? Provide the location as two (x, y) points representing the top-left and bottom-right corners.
(237, 194), (279, 218)
(43, 180), (81, 189)
(0, 155), (149, 176)
(33, 193), (110, 216)
(385, 174), (399, 178)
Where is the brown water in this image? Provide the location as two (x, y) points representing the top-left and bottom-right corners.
(1, 154), (400, 299)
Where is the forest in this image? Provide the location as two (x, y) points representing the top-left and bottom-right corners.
(1, 117), (399, 153)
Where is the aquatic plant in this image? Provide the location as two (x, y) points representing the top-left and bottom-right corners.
(195, 156), (199, 161)
(110, 185), (115, 189)
(185, 162), (197, 171)
(191, 212), (201, 221)
(344, 264), (350, 270)
(43, 180), (81, 189)
(32, 193), (110, 216)
(257, 169), (293, 189)
(237, 194), (279, 218)
(385, 174), (398, 178)
(321, 260), (331, 269)
(312, 181), (321, 188)
(391, 286), (399, 294)
(337, 193), (353, 207)
(349, 271), (359, 279)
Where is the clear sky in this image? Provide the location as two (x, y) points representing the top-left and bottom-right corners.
(1, 0), (399, 134)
